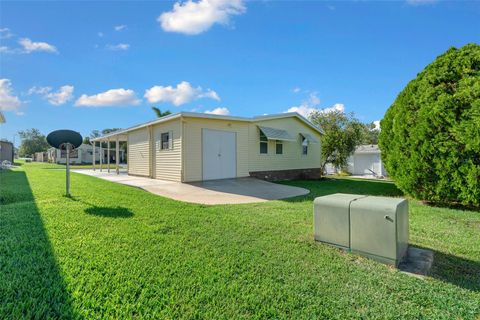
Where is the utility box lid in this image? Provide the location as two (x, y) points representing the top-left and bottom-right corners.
(313, 193), (366, 249)
(350, 196), (409, 266)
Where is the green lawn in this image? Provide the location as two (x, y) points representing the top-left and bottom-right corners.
(1, 162), (479, 319)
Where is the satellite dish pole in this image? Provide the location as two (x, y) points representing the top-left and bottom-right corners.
(66, 143), (71, 196)
(46, 130), (83, 197)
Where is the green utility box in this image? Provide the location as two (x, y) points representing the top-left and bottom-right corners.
(314, 193), (409, 266)
(313, 194), (366, 249)
(350, 196), (409, 266)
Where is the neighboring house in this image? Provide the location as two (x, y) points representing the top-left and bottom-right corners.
(326, 144), (387, 176)
(0, 140), (14, 163)
(34, 152), (48, 162)
(48, 143), (125, 165)
(91, 112), (323, 182)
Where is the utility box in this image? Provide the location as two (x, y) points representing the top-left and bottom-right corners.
(313, 194), (366, 249)
(314, 193), (409, 267)
(350, 196), (409, 266)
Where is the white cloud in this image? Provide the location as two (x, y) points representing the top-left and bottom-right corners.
(373, 120), (381, 131)
(98, 32), (104, 37)
(0, 28), (13, 39)
(406, 0), (437, 5)
(28, 85), (74, 105)
(18, 38), (58, 54)
(158, 0), (246, 35)
(205, 107), (230, 115)
(106, 43), (130, 51)
(0, 46), (12, 53)
(285, 92), (344, 118)
(16, 111), (25, 116)
(46, 85), (74, 106)
(144, 81), (220, 106)
(292, 87), (301, 93)
(0, 79), (22, 111)
(28, 86), (52, 95)
(114, 25), (127, 31)
(75, 88), (141, 107)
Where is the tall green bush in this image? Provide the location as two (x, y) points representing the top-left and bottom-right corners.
(379, 44), (480, 207)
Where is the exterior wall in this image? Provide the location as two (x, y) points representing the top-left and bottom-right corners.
(249, 168), (322, 181)
(0, 141), (14, 163)
(127, 128), (150, 176)
(183, 117), (250, 182)
(152, 119), (182, 182)
(347, 153), (388, 176)
(248, 117), (322, 173)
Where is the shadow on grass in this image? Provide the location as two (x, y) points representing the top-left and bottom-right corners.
(0, 170), (78, 318)
(84, 206), (134, 218)
(280, 177), (404, 203)
(425, 246), (480, 292)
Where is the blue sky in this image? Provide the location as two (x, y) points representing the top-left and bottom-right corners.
(1, 0), (479, 145)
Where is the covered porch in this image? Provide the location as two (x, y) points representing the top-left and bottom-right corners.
(91, 131), (128, 175)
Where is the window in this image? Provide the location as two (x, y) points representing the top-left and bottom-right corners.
(260, 131), (268, 154)
(161, 132), (170, 150)
(302, 137), (308, 155)
(302, 145), (308, 155)
(276, 140), (283, 154)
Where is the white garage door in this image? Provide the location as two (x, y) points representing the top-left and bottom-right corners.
(354, 154), (377, 175)
(202, 129), (236, 180)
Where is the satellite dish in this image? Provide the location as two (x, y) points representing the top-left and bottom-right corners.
(47, 130), (82, 150)
(47, 130), (83, 197)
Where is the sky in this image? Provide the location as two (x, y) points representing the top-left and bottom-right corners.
(1, 0), (479, 146)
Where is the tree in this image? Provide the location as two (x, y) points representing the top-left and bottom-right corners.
(17, 128), (49, 157)
(83, 136), (91, 145)
(361, 122), (380, 145)
(379, 44), (480, 207)
(152, 107), (171, 118)
(310, 110), (364, 174)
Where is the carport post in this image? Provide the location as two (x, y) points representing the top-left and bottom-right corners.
(107, 138), (110, 173)
(92, 141), (96, 171)
(99, 141), (103, 172)
(115, 136), (119, 175)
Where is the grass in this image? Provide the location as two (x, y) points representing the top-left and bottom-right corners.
(1, 162), (479, 319)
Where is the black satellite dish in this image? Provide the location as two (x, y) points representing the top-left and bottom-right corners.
(47, 130), (83, 197)
(47, 129), (82, 150)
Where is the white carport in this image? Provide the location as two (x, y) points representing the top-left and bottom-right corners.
(91, 131), (128, 175)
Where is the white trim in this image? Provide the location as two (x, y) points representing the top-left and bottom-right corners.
(91, 111), (323, 142)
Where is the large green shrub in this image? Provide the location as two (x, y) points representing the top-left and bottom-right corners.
(379, 44), (480, 207)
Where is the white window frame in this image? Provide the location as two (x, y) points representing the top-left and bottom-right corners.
(275, 140), (283, 155)
(259, 131), (268, 154)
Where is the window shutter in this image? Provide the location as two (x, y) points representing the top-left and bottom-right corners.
(169, 131), (173, 150)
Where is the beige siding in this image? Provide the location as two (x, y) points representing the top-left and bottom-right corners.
(127, 127), (150, 176)
(152, 119), (182, 182)
(183, 117), (250, 182)
(248, 117), (322, 172)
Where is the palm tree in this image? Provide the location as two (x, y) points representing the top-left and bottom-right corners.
(152, 107), (172, 118)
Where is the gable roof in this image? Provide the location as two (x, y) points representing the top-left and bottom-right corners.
(91, 111), (323, 142)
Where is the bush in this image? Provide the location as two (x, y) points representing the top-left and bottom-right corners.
(379, 44), (480, 207)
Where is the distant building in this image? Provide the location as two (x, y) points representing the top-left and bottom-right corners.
(48, 143), (125, 165)
(0, 141), (14, 163)
(326, 144), (387, 177)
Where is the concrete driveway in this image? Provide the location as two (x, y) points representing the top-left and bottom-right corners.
(72, 169), (309, 205)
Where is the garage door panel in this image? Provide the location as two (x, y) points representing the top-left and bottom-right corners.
(202, 129), (236, 180)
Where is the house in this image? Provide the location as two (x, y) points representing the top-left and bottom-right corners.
(346, 144), (387, 176)
(34, 151), (48, 162)
(48, 143), (125, 165)
(325, 145), (387, 177)
(91, 112), (323, 182)
(0, 140), (14, 163)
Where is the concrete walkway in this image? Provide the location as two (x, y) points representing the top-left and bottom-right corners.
(72, 169), (309, 205)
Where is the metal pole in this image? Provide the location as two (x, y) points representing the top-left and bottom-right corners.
(66, 143), (71, 197)
(92, 141), (96, 171)
(100, 141), (103, 172)
(107, 139), (110, 173)
(116, 136), (119, 175)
